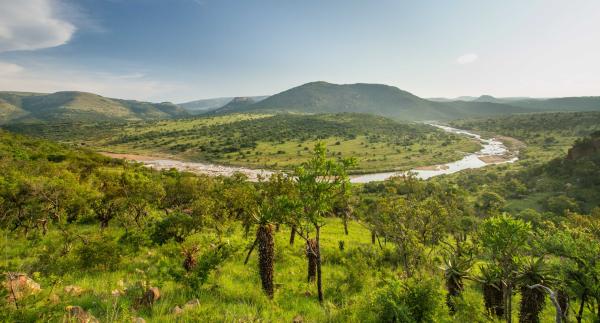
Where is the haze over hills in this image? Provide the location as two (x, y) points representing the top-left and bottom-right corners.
(210, 82), (600, 120)
(2, 82), (600, 124)
(0, 91), (189, 124)
(178, 96), (268, 114)
(209, 82), (535, 120)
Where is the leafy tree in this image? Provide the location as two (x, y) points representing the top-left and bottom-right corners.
(479, 214), (532, 323)
(294, 142), (354, 302)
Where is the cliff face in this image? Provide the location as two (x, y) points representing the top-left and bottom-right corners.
(567, 131), (600, 160)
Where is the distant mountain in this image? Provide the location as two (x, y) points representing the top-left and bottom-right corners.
(179, 96), (268, 114)
(214, 96), (268, 114)
(212, 82), (538, 120)
(0, 91), (189, 124)
(508, 97), (600, 112)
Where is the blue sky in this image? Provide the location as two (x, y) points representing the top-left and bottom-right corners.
(0, 0), (599, 102)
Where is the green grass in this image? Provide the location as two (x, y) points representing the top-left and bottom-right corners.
(2, 218), (578, 322)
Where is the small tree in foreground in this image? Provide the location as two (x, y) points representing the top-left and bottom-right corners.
(294, 142), (355, 303)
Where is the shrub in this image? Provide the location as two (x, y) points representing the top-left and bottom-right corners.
(373, 277), (444, 323)
(150, 212), (196, 244)
(75, 235), (122, 271)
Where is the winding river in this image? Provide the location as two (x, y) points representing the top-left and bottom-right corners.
(103, 124), (517, 183)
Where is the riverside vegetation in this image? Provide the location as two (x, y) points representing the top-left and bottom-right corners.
(2, 110), (600, 322)
(6, 113), (480, 173)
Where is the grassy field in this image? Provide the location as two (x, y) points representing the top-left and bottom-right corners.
(1, 218), (571, 322)
(6, 113), (481, 173)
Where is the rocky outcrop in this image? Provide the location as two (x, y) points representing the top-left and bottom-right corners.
(567, 132), (600, 160)
(4, 273), (41, 302)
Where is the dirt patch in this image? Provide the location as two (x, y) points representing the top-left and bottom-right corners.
(414, 164), (450, 171)
(478, 155), (510, 164)
(495, 136), (526, 151)
(100, 152), (166, 161)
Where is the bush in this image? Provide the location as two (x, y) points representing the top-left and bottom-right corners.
(75, 235), (122, 271)
(150, 212), (196, 244)
(373, 277), (444, 323)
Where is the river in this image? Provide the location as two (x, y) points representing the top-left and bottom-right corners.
(102, 124), (517, 183)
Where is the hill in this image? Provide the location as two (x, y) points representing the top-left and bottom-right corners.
(211, 82), (537, 120)
(179, 96), (268, 114)
(0, 91), (189, 124)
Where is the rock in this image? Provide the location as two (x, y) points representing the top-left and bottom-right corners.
(49, 293), (61, 304)
(132, 317), (146, 323)
(65, 305), (99, 323)
(5, 273), (41, 302)
(64, 285), (84, 296)
(111, 289), (124, 297)
(293, 315), (304, 323)
(184, 298), (200, 310)
(172, 305), (184, 315)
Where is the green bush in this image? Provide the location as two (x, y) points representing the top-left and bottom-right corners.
(75, 235), (122, 271)
(150, 212), (196, 244)
(372, 277), (444, 323)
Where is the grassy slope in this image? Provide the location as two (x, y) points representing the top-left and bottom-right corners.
(0, 91), (188, 124)
(1, 218), (570, 322)
(18, 113), (481, 173)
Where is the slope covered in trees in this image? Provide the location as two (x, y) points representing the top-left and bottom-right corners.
(211, 81), (536, 120)
(0, 91), (189, 124)
(2, 127), (600, 321)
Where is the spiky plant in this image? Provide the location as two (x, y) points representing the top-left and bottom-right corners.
(442, 252), (473, 314)
(306, 238), (318, 282)
(517, 258), (552, 323)
(181, 245), (199, 272)
(257, 223), (275, 298)
(479, 265), (504, 318)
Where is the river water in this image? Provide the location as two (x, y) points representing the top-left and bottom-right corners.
(109, 124), (517, 183)
(349, 124), (517, 183)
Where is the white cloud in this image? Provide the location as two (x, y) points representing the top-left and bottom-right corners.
(0, 61), (25, 75)
(456, 53), (478, 65)
(0, 0), (76, 53)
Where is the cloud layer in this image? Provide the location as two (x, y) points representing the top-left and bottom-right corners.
(456, 53), (478, 65)
(0, 0), (76, 53)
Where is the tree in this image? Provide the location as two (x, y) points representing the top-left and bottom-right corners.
(294, 142), (354, 302)
(480, 214), (532, 323)
(517, 258), (552, 323)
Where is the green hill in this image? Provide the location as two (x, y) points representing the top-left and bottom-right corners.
(508, 96), (600, 112)
(178, 96), (268, 114)
(211, 81), (537, 120)
(0, 91), (189, 124)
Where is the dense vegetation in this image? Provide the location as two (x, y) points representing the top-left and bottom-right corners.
(2, 121), (600, 322)
(451, 111), (600, 161)
(6, 113), (481, 173)
(0, 91), (188, 124)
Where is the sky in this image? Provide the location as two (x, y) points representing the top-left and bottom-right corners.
(0, 0), (599, 103)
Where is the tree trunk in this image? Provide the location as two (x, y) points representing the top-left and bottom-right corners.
(257, 224), (275, 298)
(316, 225), (323, 303)
(306, 238), (317, 282)
(506, 283), (513, 323)
(371, 231), (376, 245)
(519, 286), (546, 323)
(556, 290), (568, 321)
(289, 225), (296, 245)
(343, 215), (349, 235)
(576, 290), (587, 323)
